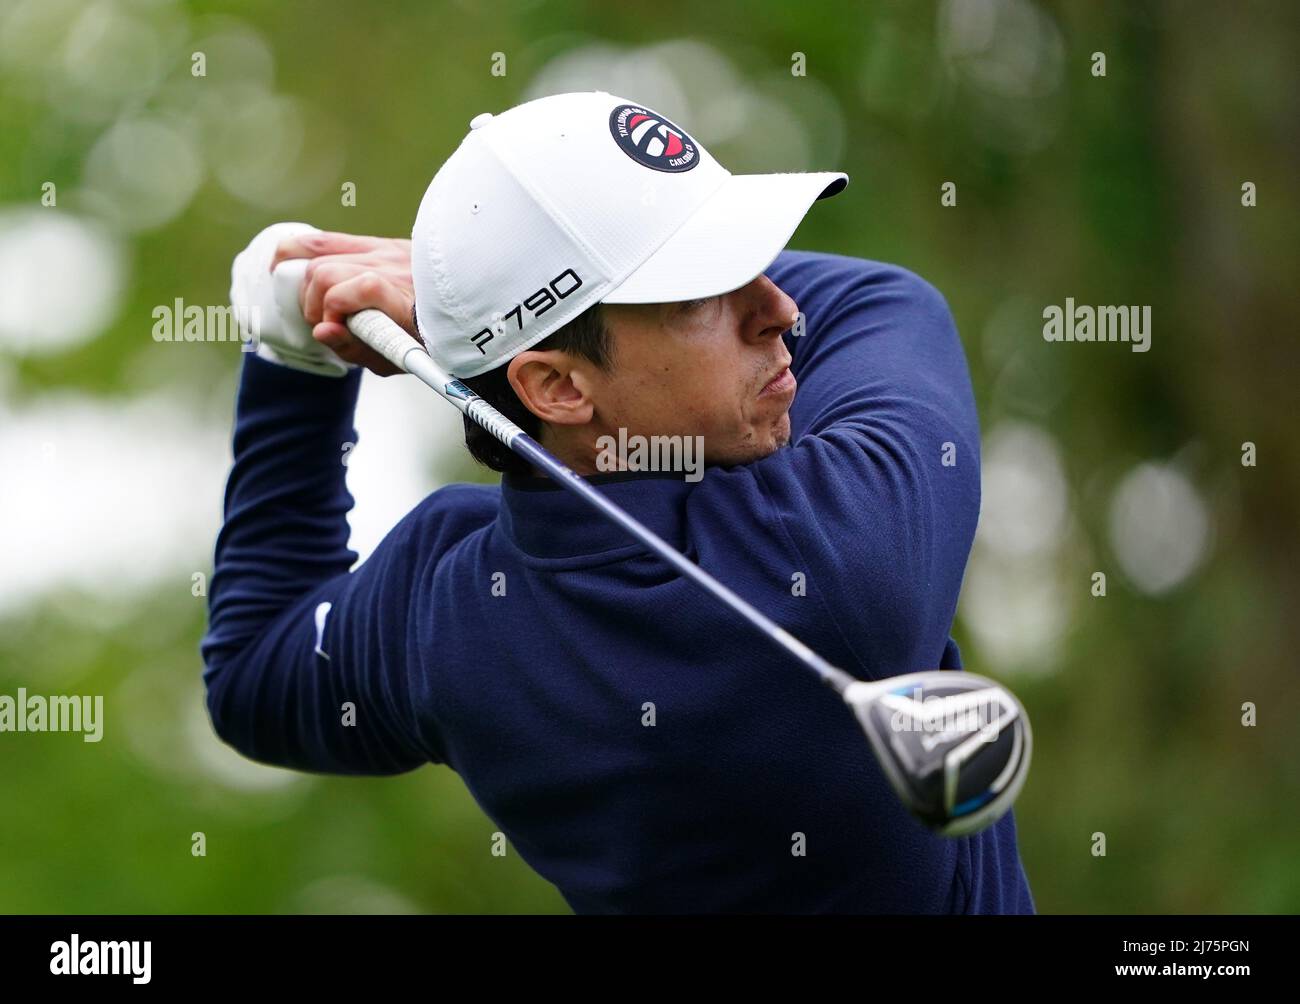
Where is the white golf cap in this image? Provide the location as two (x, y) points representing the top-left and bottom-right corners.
(411, 91), (847, 379)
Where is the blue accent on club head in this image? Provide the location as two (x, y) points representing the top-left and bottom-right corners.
(953, 791), (995, 816)
(445, 379), (473, 401)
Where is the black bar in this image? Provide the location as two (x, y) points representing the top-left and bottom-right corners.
(0, 914), (1290, 988)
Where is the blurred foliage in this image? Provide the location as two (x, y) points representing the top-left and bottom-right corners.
(1, 0), (1297, 913)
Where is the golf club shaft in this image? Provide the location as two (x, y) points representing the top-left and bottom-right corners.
(347, 307), (859, 695)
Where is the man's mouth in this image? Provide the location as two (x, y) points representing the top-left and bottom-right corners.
(759, 365), (796, 398)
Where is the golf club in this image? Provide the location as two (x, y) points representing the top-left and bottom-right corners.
(272, 260), (1032, 837)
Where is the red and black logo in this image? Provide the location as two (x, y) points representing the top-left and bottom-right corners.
(609, 104), (699, 173)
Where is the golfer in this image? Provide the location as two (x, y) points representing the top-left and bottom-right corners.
(202, 92), (1034, 914)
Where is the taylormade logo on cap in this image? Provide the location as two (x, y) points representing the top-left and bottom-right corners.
(411, 91), (847, 379)
(608, 104), (699, 172)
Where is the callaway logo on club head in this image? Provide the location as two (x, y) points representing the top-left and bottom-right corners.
(609, 104), (699, 173)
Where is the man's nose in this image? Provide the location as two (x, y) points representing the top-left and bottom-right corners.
(738, 275), (799, 343)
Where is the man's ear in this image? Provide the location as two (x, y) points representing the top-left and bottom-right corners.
(507, 350), (595, 426)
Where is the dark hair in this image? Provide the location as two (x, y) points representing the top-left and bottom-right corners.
(456, 303), (613, 477)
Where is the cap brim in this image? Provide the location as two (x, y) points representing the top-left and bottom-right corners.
(601, 172), (847, 304)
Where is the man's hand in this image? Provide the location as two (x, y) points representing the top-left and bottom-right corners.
(270, 231), (419, 378)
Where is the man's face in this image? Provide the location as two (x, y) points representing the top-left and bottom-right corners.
(506, 273), (801, 475)
(583, 274), (801, 468)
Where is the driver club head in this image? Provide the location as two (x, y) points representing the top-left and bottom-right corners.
(842, 671), (1031, 838)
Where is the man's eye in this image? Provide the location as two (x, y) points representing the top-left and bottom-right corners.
(678, 297), (712, 312)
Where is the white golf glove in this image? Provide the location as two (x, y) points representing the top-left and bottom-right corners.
(230, 222), (357, 378)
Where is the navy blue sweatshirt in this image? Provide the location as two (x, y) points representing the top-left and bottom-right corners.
(201, 250), (1035, 914)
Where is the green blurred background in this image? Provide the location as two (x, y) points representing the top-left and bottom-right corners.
(1, 0), (1296, 913)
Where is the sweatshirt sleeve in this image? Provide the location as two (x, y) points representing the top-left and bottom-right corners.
(199, 353), (473, 775)
(697, 252), (982, 681)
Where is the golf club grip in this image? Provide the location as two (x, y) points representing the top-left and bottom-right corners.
(345, 308), (526, 448)
(348, 308), (423, 371)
